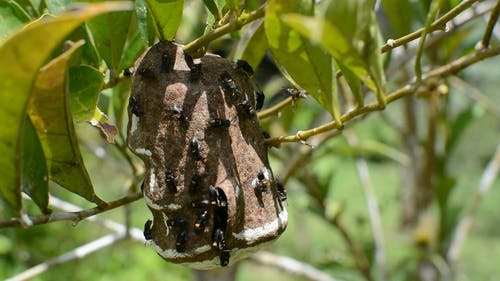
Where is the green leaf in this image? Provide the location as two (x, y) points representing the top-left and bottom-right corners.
(265, 0), (341, 124)
(203, 0), (220, 20)
(0, 1), (31, 41)
(135, 0), (157, 46)
(283, 0), (387, 107)
(28, 40), (105, 205)
(22, 117), (49, 213)
(235, 21), (267, 71)
(0, 2), (131, 210)
(118, 31), (146, 72)
(381, 0), (413, 38)
(46, 0), (71, 14)
(145, 0), (184, 41)
(87, 9), (133, 71)
(69, 65), (105, 121)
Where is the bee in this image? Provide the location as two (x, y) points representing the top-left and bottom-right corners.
(170, 105), (188, 122)
(189, 137), (202, 160)
(255, 90), (265, 111)
(220, 250), (230, 266)
(137, 67), (156, 79)
(236, 59), (254, 76)
(208, 118), (230, 129)
(128, 96), (143, 117)
(175, 230), (188, 252)
(256, 172), (268, 192)
(161, 53), (174, 73)
(219, 71), (237, 92)
(190, 63), (202, 81)
(143, 219), (153, 240)
(276, 180), (287, 202)
(211, 228), (226, 250)
(194, 210), (209, 234)
(209, 186), (228, 209)
(165, 169), (177, 193)
(237, 100), (255, 116)
(262, 131), (271, 139)
(189, 172), (202, 193)
(191, 199), (210, 208)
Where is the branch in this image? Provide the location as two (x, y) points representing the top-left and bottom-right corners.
(258, 97), (293, 119)
(6, 233), (126, 281)
(344, 132), (387, 281)
(381, 0), (480, 53)
(266, 45), (500, 147)
(479, 0), (500, 49)
(183, 4), (266, 56)
(0, 192), (143, 229)
(251, 251), (344, 281)
(446, 144), (500, 263)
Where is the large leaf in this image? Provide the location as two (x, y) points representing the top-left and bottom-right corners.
(69, 65), (105, 121)
(265, 0), (340, 124)
(381, 0), (413, 38)
(0, 1), (132, 211)
(135, 0), (157, 46)
(235, 21), (268, 71)
(28, 40), (104, 205)
(283, 0), (386, 107)
(22, 117), (49, 213)
(145, 0), (184, 41)
(86, 7), (133, 71)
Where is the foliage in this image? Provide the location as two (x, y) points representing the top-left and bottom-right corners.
(1, 0), (500, 281)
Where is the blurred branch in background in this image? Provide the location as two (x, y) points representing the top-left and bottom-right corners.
(447, 145), (500, 263)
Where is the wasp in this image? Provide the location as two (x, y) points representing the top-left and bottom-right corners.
(194, 210), (209, 234)
(255, 90), (265, 111)
(123, 67), (134, 77)
(208, 118), (230, 129)
(276, 180), (287, 202)
(143, 219), (153, 240)
(256, 172), (268, 192)
(236, 59), (254, 76)
(211, 228), (226, 251)
(189, 137), (202, 160)
(170, 105), (188, 122)
(220, 250), (230, 266)
(220, 71), (237, 92)
(262, 131), (271, 139)
(161, 53), (174, 73)
(191, 199), (210, 208)
(189, 172), (202, 193)
(165, 169), (177, 193)
(128, 96), (143, 117)
(175, 230), (188, 252)
(190, 63), (202, 81)
(237, 100), (255, 116)
(167, 216), (187, 228)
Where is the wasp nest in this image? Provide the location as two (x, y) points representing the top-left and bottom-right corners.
(128, 41), (287, 269)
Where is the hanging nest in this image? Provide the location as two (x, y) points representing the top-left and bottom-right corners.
(127, 41), (287, 269)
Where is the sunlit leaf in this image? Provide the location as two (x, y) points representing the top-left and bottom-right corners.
(145, 0), (184, 41)
(68, 65), (105, 121)
(46, 0), (71, 14)
(283, 0), (386, 107)
(265, 0), (341, 124)
(236, 21), (267, 71)
(135, 0), (156, 46)
(28, 40), (104, 204)
(21, 117), (49, 213)
(0, 2), (131, 210)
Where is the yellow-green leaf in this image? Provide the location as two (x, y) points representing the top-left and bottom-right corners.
(145, 0), (184, 41)
(0, 2), (132, 211)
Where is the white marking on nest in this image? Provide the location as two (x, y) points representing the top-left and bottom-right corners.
(143, 195), (181, 211)
(162, 213), (170, 236)
(149, 168), (156, 193)
(130, 114), (139, 134)
(153, 243), (212, 260)
(135, 147), (152, 156)
(232, 208), (288, 243)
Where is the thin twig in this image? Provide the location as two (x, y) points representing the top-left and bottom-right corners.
(266, 45), (500, 147)
(0, 192), (143, 229)
(480, 0), (500, 49)
(415, 0), (443, 82)
(183, 4), (266, 55)
(446, 144), (500, 263)
(381, 0), (480, 53)
(344, 131), (387, 281)
(258, 97), (294, 119)
(251, 251), (344, 281)
(6, 233), (126, 281)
